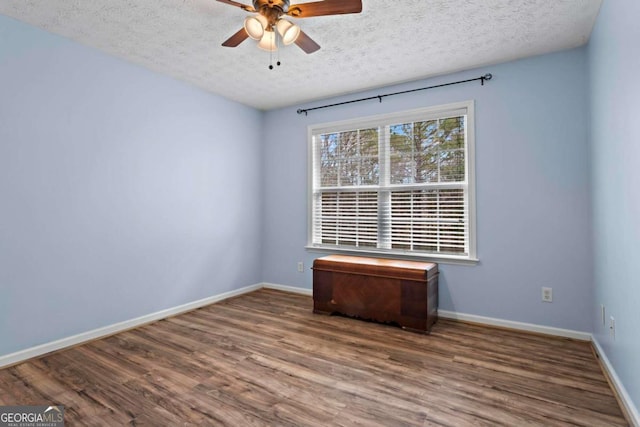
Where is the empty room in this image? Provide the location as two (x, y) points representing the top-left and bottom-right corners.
(0, 0), (638, 425)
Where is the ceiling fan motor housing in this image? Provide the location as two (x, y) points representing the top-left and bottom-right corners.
(253, 0), (289, 13)
(252, 0), (290, 27)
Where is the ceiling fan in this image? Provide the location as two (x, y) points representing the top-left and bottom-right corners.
(218, 0), (363, 54)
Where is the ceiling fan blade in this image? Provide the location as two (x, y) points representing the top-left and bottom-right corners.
(295, 30), (320, 54)
(287, 0), (362, 18)
(216, 0), (255, 12)
(222, 28), (250, 47)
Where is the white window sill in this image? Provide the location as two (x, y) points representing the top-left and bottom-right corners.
(305, 245), (479, 266)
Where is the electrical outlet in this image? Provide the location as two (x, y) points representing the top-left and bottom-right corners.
(542, 287), (553, 303)
(297, 261), (304, 273)
(609, 316), (615, 340)
(601, 304), (606, 326)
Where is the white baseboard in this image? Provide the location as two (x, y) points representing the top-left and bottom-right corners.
(438, 310), (592, 341)
(0, 281), (593, 369)
(592, 337), (640, 427)
(262, 282), (312, 296)
(258, 284), (593, 340)
(0, 283), (262, 369)
(3, 281), (636, 427)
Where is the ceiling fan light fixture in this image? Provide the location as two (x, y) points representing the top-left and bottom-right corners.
(244, 15), (267, 40)
(257, 30), (278, 51)
(220, 0), (364, 54)
(276, 19), (300, 45)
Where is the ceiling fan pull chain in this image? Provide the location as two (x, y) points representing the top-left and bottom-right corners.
(276, 28), (281, 67)
(267, 25), (282, 69)
(269, 30), (274, 70)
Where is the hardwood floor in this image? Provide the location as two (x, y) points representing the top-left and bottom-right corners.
(0, 289), (628, 426)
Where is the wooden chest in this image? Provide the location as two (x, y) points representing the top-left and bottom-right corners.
(312, 255), (439, 333)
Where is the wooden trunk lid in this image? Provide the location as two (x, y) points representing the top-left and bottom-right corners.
(312, 255), (438, 282)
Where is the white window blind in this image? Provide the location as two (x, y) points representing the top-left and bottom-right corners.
(309, 101), (476, 261)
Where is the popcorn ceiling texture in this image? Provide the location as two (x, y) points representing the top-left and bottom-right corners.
(0, 0), (602, 110)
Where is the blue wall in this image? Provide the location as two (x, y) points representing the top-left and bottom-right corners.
(588, 0), (640, 413)
(1, 3), (638, 417)
(0, 16), (264, 355)
(262, 49), (593, 332)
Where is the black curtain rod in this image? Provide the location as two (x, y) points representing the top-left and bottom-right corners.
(297, 73), (492, 116)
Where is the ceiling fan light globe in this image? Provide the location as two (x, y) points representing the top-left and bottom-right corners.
(244, 15), (267, 40)
(276, 19), (300, 45)
(257, 30), (277, 51)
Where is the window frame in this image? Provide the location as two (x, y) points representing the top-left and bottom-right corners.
(306, 101), (478, 265)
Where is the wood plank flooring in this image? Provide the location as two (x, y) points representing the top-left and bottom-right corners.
(0, 289), (628, 426)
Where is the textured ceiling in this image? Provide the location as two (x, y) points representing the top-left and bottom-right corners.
(0, 0), (602, 110)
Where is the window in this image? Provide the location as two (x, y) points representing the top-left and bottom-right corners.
(308, 101), (477, 262)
